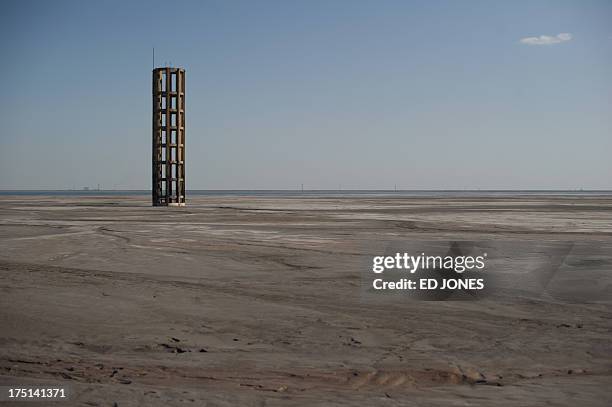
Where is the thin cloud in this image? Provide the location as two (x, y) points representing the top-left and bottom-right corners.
(520, 33), (572, 45)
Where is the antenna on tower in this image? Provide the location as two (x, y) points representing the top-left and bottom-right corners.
(152, 47), (155, 69)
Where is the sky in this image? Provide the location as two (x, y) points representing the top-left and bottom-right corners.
(0, 0), (610, 190)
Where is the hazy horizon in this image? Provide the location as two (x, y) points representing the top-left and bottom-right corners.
(1, 0), (611, 190)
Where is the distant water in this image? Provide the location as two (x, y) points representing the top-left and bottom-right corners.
(1, 190), (611, 198)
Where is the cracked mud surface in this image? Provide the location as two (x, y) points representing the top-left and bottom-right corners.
(1, 194), (611, 406)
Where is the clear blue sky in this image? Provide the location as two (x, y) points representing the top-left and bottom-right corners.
(1, 0), (610, 189)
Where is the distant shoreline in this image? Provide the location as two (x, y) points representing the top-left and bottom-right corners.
(1, 189), (612, 197)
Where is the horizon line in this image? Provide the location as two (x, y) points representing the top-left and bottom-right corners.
(1, 188), (611, 193)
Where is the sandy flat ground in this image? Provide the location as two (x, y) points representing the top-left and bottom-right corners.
(1, 194), (611, 406)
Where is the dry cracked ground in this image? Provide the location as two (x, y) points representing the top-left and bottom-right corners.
(1, 194), (611, 406)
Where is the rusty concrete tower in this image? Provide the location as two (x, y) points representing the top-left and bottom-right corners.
(152, 67), (186, 206)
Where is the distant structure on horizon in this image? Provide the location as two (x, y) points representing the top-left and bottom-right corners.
(152, 67), (186, 206)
